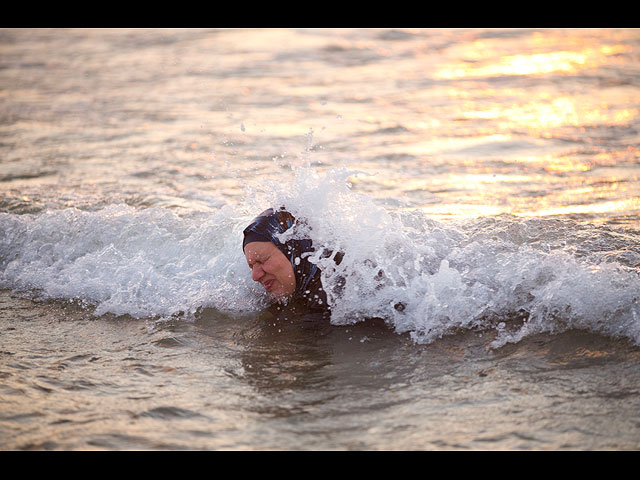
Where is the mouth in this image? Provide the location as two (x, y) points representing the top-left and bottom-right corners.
(262, 279), (275, 292)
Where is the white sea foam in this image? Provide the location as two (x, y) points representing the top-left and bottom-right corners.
(0, 204), (268, 319)
(1, 167), (639, 347)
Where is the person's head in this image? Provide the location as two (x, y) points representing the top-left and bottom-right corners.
(242, 208), (320, 302)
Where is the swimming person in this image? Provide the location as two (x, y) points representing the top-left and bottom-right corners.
(242, 208), (333, 315)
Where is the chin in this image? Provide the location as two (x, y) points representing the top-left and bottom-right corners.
(268, 287), (294, 301)
(270, 291), (290, 301)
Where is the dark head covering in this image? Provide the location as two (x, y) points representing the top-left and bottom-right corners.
(243, 208), (327, 311)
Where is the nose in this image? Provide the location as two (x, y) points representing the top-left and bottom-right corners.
(251, 264), (264, 282)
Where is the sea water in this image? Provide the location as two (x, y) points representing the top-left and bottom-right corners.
(1, 28), (640, 450)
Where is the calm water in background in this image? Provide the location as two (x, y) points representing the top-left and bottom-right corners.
(1, 28), (640, 450)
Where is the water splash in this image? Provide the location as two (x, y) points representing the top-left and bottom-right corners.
(240, 166), (640, 348)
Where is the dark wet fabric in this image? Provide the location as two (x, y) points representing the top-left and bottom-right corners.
(242, 208), (328, 311)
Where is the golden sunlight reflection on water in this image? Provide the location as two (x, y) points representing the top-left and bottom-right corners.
(1, 28), (638, 225)
(365, 30), (640, 222)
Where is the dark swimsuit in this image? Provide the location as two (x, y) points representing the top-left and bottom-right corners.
(242, 208), (332, 315)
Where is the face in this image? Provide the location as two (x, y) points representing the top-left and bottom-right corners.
(244, 241), (296, 298)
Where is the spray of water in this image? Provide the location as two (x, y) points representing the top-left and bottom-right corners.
(235, 159), (640, 348)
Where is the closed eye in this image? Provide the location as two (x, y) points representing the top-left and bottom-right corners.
(248, 258), (266, 269)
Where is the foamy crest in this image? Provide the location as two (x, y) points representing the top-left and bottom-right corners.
(1, 167), (639, 347)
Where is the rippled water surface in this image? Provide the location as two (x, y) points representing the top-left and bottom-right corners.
(1, 28), (640, 450)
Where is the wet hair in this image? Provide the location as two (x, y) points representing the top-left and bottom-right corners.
(242, 208), (325, 309)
